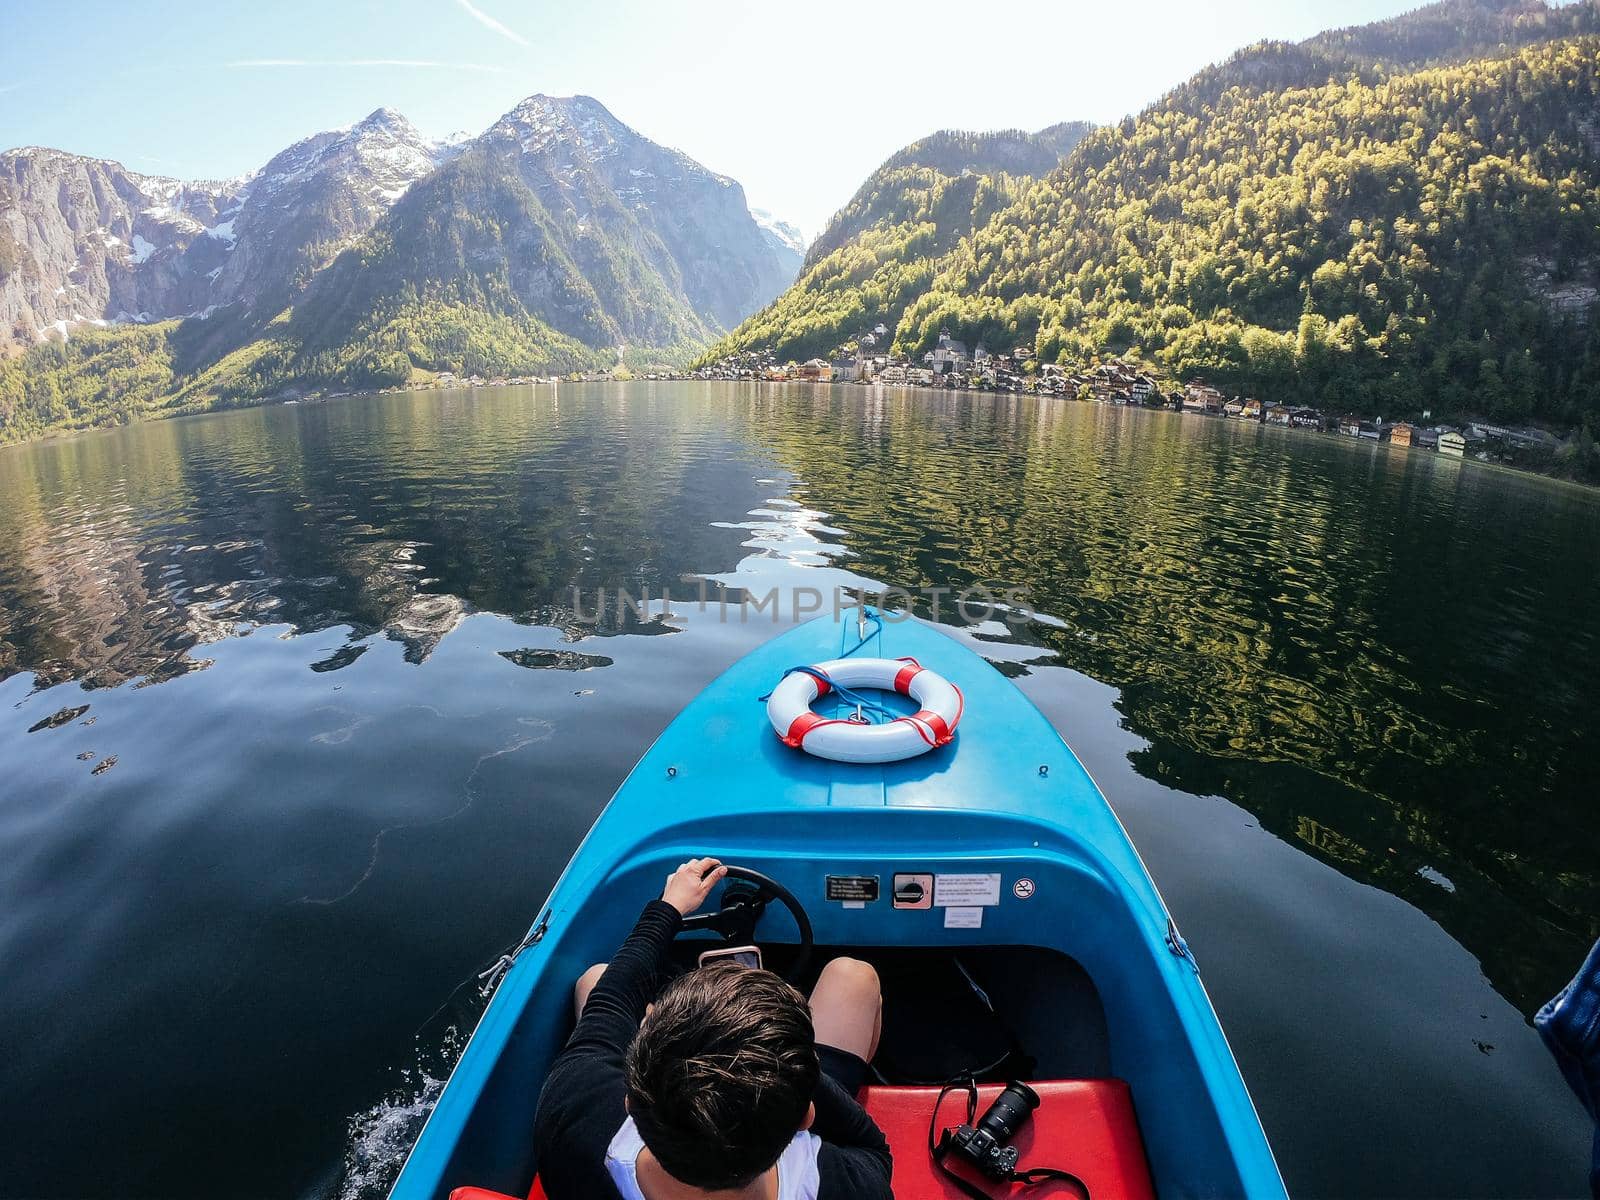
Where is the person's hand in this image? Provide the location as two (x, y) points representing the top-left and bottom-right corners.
(662, 857), (728, 916)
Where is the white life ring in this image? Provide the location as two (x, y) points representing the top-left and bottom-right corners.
(766, 656), (964, 763)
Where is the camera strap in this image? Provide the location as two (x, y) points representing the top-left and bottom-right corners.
(927, 1075), (1090, 1200)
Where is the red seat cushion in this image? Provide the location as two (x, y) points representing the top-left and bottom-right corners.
(453, 1081), (1150, 1200)
(860, 1079), (1155, 1199)
(446, 1185), (544, 1200)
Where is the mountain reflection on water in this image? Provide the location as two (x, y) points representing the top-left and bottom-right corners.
(0, 382), (1594, 1198)
(0, 388), (743, 688)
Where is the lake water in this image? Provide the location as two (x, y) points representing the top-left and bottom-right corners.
(0, 383), (1594, 1199)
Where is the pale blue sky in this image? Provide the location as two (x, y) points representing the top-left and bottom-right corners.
(1, 0), (1436, 237)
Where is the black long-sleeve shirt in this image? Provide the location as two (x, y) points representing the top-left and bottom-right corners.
(532, 900), (893, 1199)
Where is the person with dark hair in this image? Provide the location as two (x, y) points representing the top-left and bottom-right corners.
(533, 858), (893, 1199)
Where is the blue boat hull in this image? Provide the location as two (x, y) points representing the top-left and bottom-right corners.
(389, 611), (1286, 1199)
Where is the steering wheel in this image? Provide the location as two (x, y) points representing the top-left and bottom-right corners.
(676, 865), (814, 983)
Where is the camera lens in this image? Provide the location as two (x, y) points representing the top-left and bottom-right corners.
(976, 1080), (1040, 1143)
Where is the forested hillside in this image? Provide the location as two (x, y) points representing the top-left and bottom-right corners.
(1302, 0), (1600, 70)
(701, 124), (1089, 364)
(0, 291), (609, 446)
(719, 0), (1600, 426)
(903, 34), (1600, 422)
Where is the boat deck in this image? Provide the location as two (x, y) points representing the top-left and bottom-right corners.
(388, 611), (1286, 1200)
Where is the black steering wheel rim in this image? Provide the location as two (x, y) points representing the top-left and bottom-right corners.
(676, 865), (814, 982)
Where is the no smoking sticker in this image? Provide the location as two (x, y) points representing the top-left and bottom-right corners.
(1013, 877), (1036, 900)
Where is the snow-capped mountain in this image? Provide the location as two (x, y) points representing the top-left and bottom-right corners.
(0, 109), (457, 344)
(752, 209), (807, 256)
(750, 208), (807, 281)
(287, 94), (802, 356)
(0, 94), (803, 391)
(196, 107), (460, 313)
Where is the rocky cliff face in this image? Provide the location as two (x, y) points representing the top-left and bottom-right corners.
(0, 99), (799, 352)
(0, 150), (243, 342)
(477, 94), (797, 334)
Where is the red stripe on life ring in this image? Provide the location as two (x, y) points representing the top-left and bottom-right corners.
(783, 711), (827, 747)
(893, 663), (923, 695)
(782, 711), (857, 748)
(813, 676), (831, 699)
(900, 709), (953, 746)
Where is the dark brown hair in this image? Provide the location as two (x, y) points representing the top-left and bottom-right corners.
(624, 962), (819, 1189)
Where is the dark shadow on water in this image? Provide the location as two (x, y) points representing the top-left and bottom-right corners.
(498, 648), (614, 671)
(310, 645), (370, 674)
(26, 704), (87, 732)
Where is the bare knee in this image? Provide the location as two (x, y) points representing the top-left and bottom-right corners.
(574, 962), (608, 1015)
(816, 956), (880, 1003)
(811, 957), (882, 1062)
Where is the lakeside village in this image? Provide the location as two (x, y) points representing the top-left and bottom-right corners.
(321, 324), (1576, 471)
(675, 328), (1569, 465)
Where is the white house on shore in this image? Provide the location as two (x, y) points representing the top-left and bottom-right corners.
(924, 329), (970, 376)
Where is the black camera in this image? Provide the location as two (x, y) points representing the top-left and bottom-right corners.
(945, 1080), (1040, 1179)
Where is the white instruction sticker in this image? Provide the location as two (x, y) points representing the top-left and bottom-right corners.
(944, 906), (984, 929)
(934, 873), (1002, 907)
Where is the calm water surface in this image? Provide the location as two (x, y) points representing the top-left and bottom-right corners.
(0, 383), (1594, 1198)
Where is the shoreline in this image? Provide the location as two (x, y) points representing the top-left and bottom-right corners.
(5, 374), (1597, 495)
(397, 375), (1600, 493)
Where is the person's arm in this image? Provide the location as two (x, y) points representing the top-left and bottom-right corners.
(813, 1073), (893, 1195)
(534, 859), (731, 1196)
(560, 899), (681, 1059)
(562, 857), (731, 1060)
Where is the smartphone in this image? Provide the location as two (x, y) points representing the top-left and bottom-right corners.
(698, 944), (763, 970)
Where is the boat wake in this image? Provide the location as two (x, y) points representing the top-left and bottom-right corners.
(325, 1014), (474, 1200)
(334, 1066), (446, 1200)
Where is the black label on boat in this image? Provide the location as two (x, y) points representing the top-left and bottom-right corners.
(825, 875), (880, 903)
